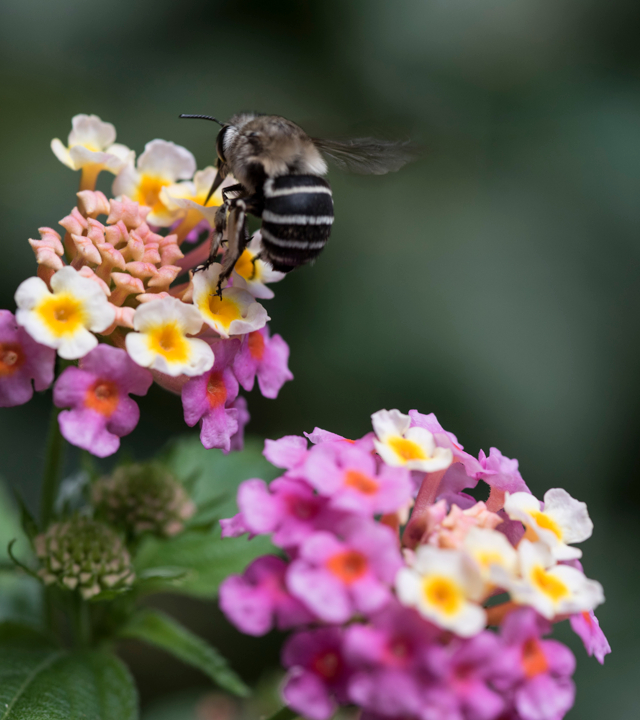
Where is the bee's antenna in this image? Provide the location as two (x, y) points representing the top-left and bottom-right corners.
(179, 114), (225, 126)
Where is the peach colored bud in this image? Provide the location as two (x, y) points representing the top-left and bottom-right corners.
(107, 197), (149, 230)
(29, 241), (64, 270)
(136, 291), (173, 303)
(76, 190), (110, 218)
(125, 261), (158, 279)
(102, 304), (136, 335)
(33, 231), (64, 255)
(105, 221), (128, 248)
(110, 273), (145, 306)
(71, 233), (102, 265)
(159, 235), (184, 265)
(96, 243), (126, 282)
(77, 266), (111, 296)
(141, 244), (161, 264)
(147, 265), (181, 290)
(59, 208), (87, 236)
(86, 218), (106, 246)
(124, 231), (145, 262)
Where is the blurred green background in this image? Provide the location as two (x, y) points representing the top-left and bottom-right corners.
(1, 0), (640, 717)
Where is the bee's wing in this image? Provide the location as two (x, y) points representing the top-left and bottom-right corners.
(312, 137), (420, 175)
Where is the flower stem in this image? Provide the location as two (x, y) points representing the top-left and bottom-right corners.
(72, 592), (92, 648)
(40, 405), (64, 529)
(264, 707), (298, 720)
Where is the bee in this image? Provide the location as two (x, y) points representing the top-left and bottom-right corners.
(179, 112), (417, 292)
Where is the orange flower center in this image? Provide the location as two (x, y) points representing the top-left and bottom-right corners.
(85, 379), (119, 417)
(206, 371), (227, 408)
(248, 330), (265, 361)
(312, 651), (341, 680)
(522, 637), (549, 678)
(344, 469), (379, 495)
(325, 550), (368, 584)
(0, 343), (24, 376)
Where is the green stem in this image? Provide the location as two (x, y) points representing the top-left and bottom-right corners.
(72, 593), (92, 648)
(265, 708), (298, 720)
(40, 406), (64, 529)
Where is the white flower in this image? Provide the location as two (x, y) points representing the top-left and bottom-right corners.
(125, 297), (213, 377)
(192, 263), (269, 339)
(113, 140), (196, 226)
(372, 409), (453, 472)
(462, 526), (518, 587)
(508, 540), (604, 620)
(396, 545), (486, 637)
(15, 267), (115, 360)
(51, 114), (133, 174)
(504, 488), (593, 561)
(231, 232), (286, 299)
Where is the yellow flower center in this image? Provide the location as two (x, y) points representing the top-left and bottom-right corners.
(531, 565), (569, 602)
(234, 249), (259, 282)
(422, 576), (463, 616)
(136, 174), (171, 215)
(388, 436), (427, 462)
(206, 294), (242, 329)
(530, 511), (563, 540)
(476, 551), (505, 570)
(37, 294), (86, 337)
(147, 322), (190, 363)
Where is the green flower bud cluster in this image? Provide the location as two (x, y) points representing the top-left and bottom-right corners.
(35, 516), (135, 599)
(92, 463), (196, 538)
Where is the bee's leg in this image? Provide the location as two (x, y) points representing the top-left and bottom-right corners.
(221, 183), (246, 204)
(216, 199), (248, 297)
(193, 203), (228, 274)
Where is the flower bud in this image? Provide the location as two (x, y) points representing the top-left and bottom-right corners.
(92, 462), (196, 538)
(34, 516), (134, 599)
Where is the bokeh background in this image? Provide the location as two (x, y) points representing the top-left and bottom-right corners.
(1, 0), (640, 717)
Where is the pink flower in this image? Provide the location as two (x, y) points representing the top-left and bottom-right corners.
(282, 628), (352, 720)
(181, 339), (240, 452)
(477, 447), (530, 494)
(0, 310), (55, 407)
(409, 409), (482, 476)
(569, 610), (611, 665)
(263, 434), (309, 470)
(228, 396), (250, 452)
(53, 344), (152, 457)
(344, 601), (436, 719)
(286, 518), (403, 623)
(219, 555), (314, 636)
(301, 442), (413, 516)
(233, 326), (293, 399)
(424, 632), (505, 720)
(225, 476), (336, 549)
(492, 608), (576, 720)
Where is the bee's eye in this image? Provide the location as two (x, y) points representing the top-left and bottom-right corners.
(216, 126), (231, 162)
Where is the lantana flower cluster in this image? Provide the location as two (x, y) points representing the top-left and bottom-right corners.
(219, 409), (609, 720)
(0, 114), (292, 457)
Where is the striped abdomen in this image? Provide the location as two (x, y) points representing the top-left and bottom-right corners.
(260, 175), (334, 273)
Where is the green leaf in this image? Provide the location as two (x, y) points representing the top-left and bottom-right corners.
(11, 491), (38, 541)
(0, 622), (138, 719)
(164, 436), (279, 519)
(0, 480), (28, 563)
(134, 436), (277, 598)
(119, 608), (250, 698)
(0, 573), (42, 627)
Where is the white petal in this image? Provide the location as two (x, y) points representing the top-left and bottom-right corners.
(544, 488), (593, 544)
(69, 114), (116, 150)
(405, 426), (436, 455)
(125, 331), (156, 368)
(504, 491), (541, 519)
(446, 602), (486, 637)
(51, 138), (75, 169)
(137, 139), (196, 182)
(395, 567), (421, 605)
(372, 409), (411, 441)
(57, 328), (98, 360)
(112, 163), (139, 199)
(15, 276), (50, 311)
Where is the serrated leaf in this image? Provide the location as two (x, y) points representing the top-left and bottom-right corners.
(164, 436), (279, 519)
(134, 529), (272, 598)
(11, 491), (38, 541)
(0, 622), (138, 720)
(119, 608), (250, 697)
(134, 437), (277, 598)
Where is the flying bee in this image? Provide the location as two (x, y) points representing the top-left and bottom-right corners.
(179, 112), (418, 292)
